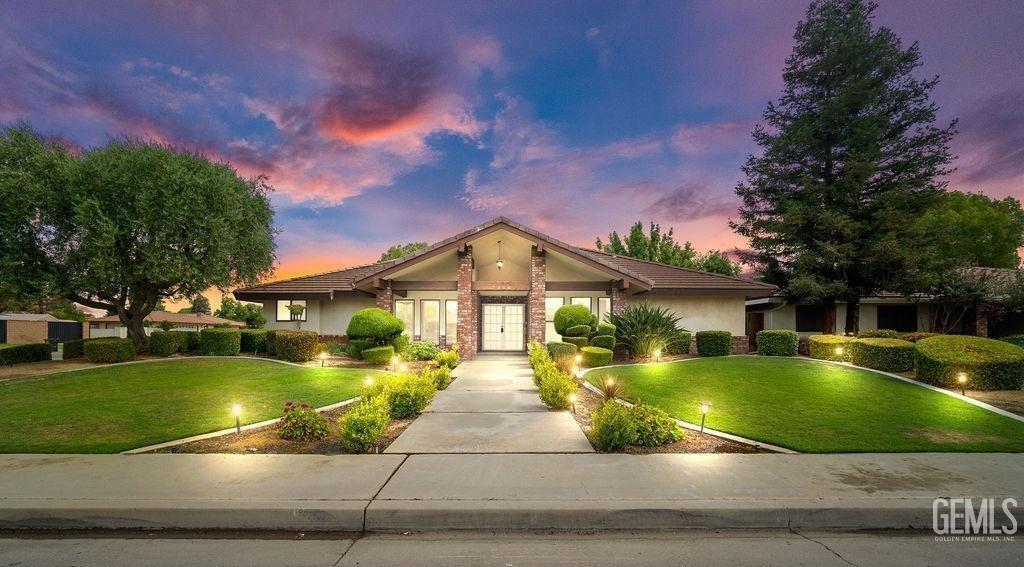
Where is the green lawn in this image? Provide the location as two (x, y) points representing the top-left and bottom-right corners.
(0, 344), (15, 350)
(586, 356), (1024, 453)
(0, 358), (378, 453)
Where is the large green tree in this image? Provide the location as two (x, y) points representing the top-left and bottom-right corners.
(0, 124), (276, 349)
(918, 191), (1024, 269)
(216, 296), (266, 328)
(595, 221), (741, 276)
(379, 242), (428, 261)
(731, 0), (956, 333)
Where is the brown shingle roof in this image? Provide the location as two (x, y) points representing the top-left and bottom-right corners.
(234, 261), (396, 300)
(90, 312), (245, 327)
(580, 249), (777, 294)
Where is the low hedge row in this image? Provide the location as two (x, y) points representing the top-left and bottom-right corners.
(149, 331), (187, 356)
(850, 338), (915, 372)
(666, 330), (692, 355)
(0, 343), (51, 365)
(807, 335), (854, 362)
(240, 329), (269, 353)
(1000, 334), (1024, 349)
(61, 339), (88, 359)
(756, 330), (798, 356)
(84, 338), (136, 363)
(200, 328), (241, 356)
(362, 345), (395, 365)
(915, 335), (1024, 391)
(580, 345), (613, 367)
(270, 330), (317, 362)
(695, 331), (731, 357)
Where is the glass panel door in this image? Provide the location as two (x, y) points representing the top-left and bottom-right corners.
(502, 304), (524, 350)
(420, 300), (440, 344)
(481, 304), (525, 351)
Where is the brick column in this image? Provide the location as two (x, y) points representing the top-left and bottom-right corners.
(974, 303), (989, 337)
(610, 282), (627, 315)
(375, 280), (393, 313)
(527, 251), (546, 344)
(456, 247), (477, 359)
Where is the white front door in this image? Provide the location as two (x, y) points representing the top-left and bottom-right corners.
(481, 304), (525, 351)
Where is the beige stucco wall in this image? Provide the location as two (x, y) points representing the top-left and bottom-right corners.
(262, 296), (378, 336)
(263, 300), (321, 333)
(640, 295), (747, 335)
(762, 301), (932, 336)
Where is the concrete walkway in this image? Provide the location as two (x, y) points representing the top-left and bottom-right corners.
(385, 354), (593, 453)
(1, 453), (1021, 532)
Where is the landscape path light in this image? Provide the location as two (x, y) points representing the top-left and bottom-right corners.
(568, 393), (578, 414)
(319, 351), (327, 367)
(699, 401), (711, 434)
(364, 375), (375, 388)
(231, 404), (242, 434)
(957, 372), (968, 396)
(575, 353), (583, 365)
(834, 346), (844, 359)
(390, 355), (399, 372)
(654, 349), (661, 362)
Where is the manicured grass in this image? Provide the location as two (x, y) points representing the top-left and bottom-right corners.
(586, 356), (1024, 453)
(0, 344), (15, 350)
(0, 358), (379, 453)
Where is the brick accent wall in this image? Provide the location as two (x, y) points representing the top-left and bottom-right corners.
(375, 280), (394, 313)
(610, 284), (627, 316)
(974, 303), (989, 337)
(527, 253), (546, 344)
(730, 335), (749, 354)
(456, 248), (477, 359)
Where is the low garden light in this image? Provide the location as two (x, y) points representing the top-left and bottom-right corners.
(319, 351), (328, 367)
(575, 353), (583, 364)
(568, 393), (578, 413)
(699, 401), (711, 434)
(654, 349), (662, 362)
(364, 375), (375, 388)
(231, 403), (242, 434)
(399, 363), (409, 373)
(571, 365), (579, 377)
(834, 346), (844, 358)
(390, 355), (399, 371)
(957, 372), (968, 396)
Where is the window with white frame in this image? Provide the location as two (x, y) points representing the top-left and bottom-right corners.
(598, 297), (611, 322)
(570, 297), (593, 312)
(544, 297), (564, 342)
(276, 299), (306, 322)
(445, 300), (458, 343)
(420, 300), (440, 343)
(394, 300), (414, 336)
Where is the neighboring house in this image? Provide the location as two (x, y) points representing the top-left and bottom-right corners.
(0, 313), (87, 345)
(88, 312), (245, 338)
(234, 217), (777, 358)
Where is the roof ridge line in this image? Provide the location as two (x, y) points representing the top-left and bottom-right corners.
(237, 260), (389, 290)
(581, 248), (775, 288)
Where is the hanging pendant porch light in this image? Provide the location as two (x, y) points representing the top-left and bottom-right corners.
(496, 240), (504, 271)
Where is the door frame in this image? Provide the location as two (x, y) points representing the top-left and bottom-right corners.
(477, 296), (527, 352)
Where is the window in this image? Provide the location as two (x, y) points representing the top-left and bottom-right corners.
(394, 300), (414, 336)
(545, 297), (564, 342)
(276, 299), (306, 322)
(445, 300), (458, 343)
(795, 304), (825, 333)
(571, 297), (593, 312)
(598, 297), (611, 322)
(420, 300), (440, 344)
(877, 305), (918, 332)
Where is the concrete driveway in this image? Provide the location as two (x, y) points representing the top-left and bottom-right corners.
(385, 353), (593, 453)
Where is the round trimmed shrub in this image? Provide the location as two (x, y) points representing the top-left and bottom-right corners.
(593, 322), (616, 337)
(915, 335), (1024, 391)
(756, 330), (798, 356)
(563, 336), (589, 348)
(434, 347), (460, 369)
(808, 335), (854, 362)
(900, 332), (940, 343)
(272, 330), (318, 362)
(581, 346), (613, 367)
(590, 334), (616, 349)
(564, 324), (592, 338)
(590, 401), (638, 452)
(84, 338), (136, 363)
(405, 340), (439, 361)
(999, 334), (1024, 349)
(346, 339), (375, 359)
(148, 331), (181, 356)
(240, 329), (269, 353)
(362, 345), (395, 365)
(857, 329), (901, 339)
(850, 338), (915, 372)
(546, 341), (578, 361)
(338, 398), (390, 453)
(200, 328), (241, 356)
(553, 304), (594, 335)
(346, 308), (404, 344)
(695, 330), (731, 357)
(379, 372), (436, 418)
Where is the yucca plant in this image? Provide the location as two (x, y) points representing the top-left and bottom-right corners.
(605, 302), (686, 359)
(596, 376), (623, 401)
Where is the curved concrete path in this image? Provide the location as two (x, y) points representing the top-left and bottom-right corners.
(385, 354), (593, 453)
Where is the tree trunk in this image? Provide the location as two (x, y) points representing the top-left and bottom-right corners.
(822, 299), (836, 334)
(124, 313), (149, 352)
(844, 297), (860, 335)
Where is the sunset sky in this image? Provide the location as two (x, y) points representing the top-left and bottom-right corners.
(3, 0), (1022, 299)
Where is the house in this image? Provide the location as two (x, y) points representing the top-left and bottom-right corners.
(88, 311), (245, 338)
(0, 313), (87, 345)
(234, 217), (777, 358)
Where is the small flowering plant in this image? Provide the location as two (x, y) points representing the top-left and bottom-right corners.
(277, 401), (330, 441)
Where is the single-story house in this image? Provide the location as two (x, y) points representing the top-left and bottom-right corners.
(234, 217), (777, 359)
(0, 313), (87, 345)
(89, 311), (245, 339)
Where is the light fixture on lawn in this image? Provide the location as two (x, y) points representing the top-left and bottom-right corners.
(390, 355), (399, 371)
(654, 348), (662, 362)
(231, 403), (242, 434)
(957, 372), (968, 396)
(568, 393), (578, 413)
(319, 351), (327, 367)
(496, 240), (504, 271)
(699, 401), (711, 434)
(364, 375), (375, 387)
(834, 346), (844, 358)
(575, 353), (583, 364)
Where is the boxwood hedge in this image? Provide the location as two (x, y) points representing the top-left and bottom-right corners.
(850, 338), (915, 372)
(546, 341), (578, 367)
(0, 343), (51, 365)
(564, 324), (592, 337)
(553, 304), (593, 335)
(346, 308), (404, 344)
(240, 329), (269, 353)
(362, 345), (395, 365)
(807, 335), (854, 362)
(271, 330), (318, 362)
(900, 332), (940, 343)
(589, 334), (616, 349)
(61, 339), (88, 359)
(580, 345), (613, 367)
(755, 330), (798, 356)
(84, 338), (136, 363)
(857, 329), (901, 339)
(666, 330), (692, 355)
(200, 328), (241, 356)
(915, 335), (1024, 391)
(695, 330), (731, 357)
(999, 334), (1024, 349)
(149, 331), (184, 356)
(563, 336), (589, 348)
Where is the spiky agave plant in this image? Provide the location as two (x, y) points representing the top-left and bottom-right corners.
(605, 302), (685, 359)
(596, 376), (623, 401)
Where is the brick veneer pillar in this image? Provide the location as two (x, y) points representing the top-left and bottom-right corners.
(527, 251), (546, 344)
(375, 280), (394, 313)
(610, 283), (627, 315)
(974, 303), (989, 337)
(456, 247), (477, 359)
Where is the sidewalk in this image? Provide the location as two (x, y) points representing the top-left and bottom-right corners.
(0, 453), (1020, 532)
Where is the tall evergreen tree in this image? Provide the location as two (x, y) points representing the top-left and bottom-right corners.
(731, 0), (956, 333)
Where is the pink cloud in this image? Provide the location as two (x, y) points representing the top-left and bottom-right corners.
(671, 120), (753, 155)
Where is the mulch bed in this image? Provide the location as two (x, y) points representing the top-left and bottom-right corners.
(151, 403), (413, 455)
(570, 383), (765, 454)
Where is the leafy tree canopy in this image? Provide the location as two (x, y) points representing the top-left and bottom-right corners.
(379, 242), (428, 262)
(189, 295), (212, 315)
(0, 124), (276, 349)
(918, 191), (1024, 269)
(216, 296), (266, 328)
(730, 0), (956, 333)
(595, 221), (741, 276)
